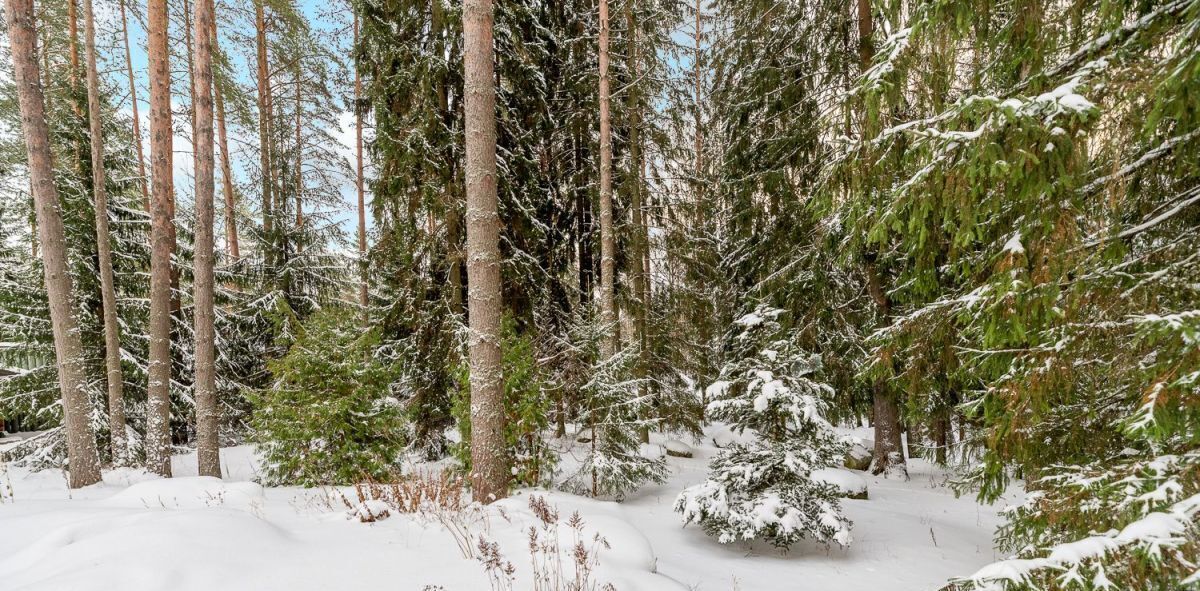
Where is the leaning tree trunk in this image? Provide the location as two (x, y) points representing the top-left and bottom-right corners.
(146, 0), (175, 478)
(82, 0), (127, 466)
(6, 0), (102, 488)
(463, 0), (507, 504)
(626, 0), (651, 443)
(598, 0), (616, 359)
(118, 0), (149, 207)
(213, 15), (239, 260)
(192, 0), (220, 478)
(255, 0), (273, 259)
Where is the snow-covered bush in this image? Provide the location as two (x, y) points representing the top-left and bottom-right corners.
(251, 307), (406, 486)
(675, 306), (851, 548)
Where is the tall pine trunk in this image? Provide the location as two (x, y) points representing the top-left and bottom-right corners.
(463, 0), (507, 504)
(146, 0), (175, 478)
(82, 0), (127, 465)
(118, 0), (149, 207)
(192, 0), (220, 478)
(213, 15), (239, 260)
(598, 0), (616, 358)
(255, 0), (272, 255)
(6, 0), (103, 488)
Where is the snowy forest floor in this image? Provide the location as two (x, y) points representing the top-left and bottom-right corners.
(0, 426), (1021, 591)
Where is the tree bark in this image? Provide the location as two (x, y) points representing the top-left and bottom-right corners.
(933, 414), (949, 466)
(856, 0), (906, 479)
(598, 0), (616, 359)
(256, 0), (273, 254)
(869, 383), (906, 476)
(626, 0), (650, 443)
(213, 15), (239, 260)
(146, 0), (175, 478)
(67, 0), (83, 168)
(82, 0), (127, 466)
(463, 0), (507, 504)
(294, 61), (303, 228)
(192, 0), (220, 478)
(354, 12), (368, 320)
(118, 0), (149, 208)
(6, 0), (103, 488)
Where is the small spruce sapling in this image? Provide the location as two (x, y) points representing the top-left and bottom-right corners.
(251, 307), (405, 486)
(561, 328), (669, 499)
(675, 306), (852, 547)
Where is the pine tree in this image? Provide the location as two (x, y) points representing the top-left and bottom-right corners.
(146, 0), (175, 478)
(5, 0), (103, 487)
(826, 0), (1200, 587)
(192, 0), (220, 478)
(81, 0), (127, 465)
(118, 0), (149, 207)
(561, 316), (668, 499)
(463, 0), (508, 504)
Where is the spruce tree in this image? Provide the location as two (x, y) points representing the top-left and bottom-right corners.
(675, 306), (851, 548)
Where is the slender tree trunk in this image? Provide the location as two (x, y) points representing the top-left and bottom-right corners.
(119, 0), (149, 208)
(146, 0), (174, 478)
(933, 414), (949, 466)
(255, 0), (273, 254)
(192, 0), (220, 478)
(6, 0), (102, 488)
(855, 0), (906, 479)
(432, 0), (462, 316)
(598, 0), (616, 358)
(82, 0), (127, 466)
(185, 0), (197, 178)
(213, 16), (239, 260)
(693, 0), (703, 232)
(575, 121), (593, 306)
(66, 0), (86, 172)
(354, 13), (368, 320)
(294, 62), (303, 228)
(463, 0), (507, 504)
(626, 0), (650, 443)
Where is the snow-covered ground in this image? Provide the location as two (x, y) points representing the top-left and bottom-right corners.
(0, 427), (1020, 591)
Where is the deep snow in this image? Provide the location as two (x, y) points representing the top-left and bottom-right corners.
(0, 427), (1019, 591)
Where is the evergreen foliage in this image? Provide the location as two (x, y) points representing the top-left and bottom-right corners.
(250, 307), (404, 486)
(561, 317), (668, 499)
(675, 306), (851, 548)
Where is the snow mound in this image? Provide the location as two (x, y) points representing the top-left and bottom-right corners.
(844, 440), (872, 470)
(102, 476), (265, 512)
(491, 493), (682, 590)
(663, 440), (693, 458)
(0, 508), (295, 590)
(640, 443), (666, 460)
(812, 467), (869, 499)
